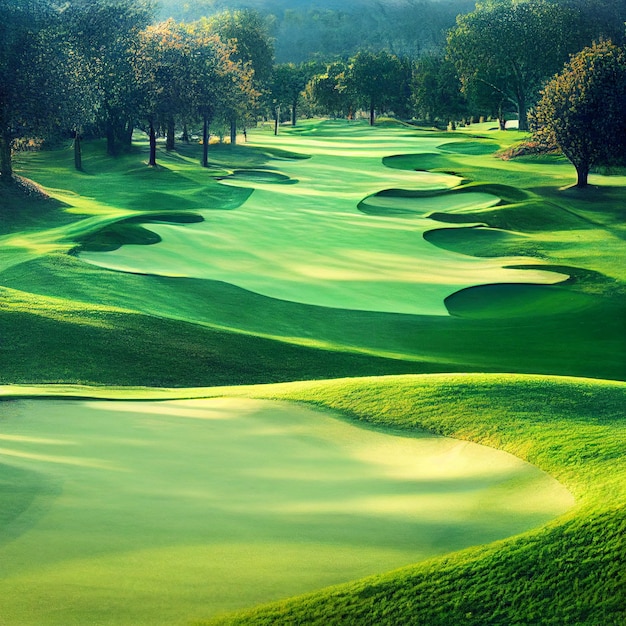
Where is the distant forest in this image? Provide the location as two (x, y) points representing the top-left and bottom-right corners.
(157, 0), (478, 62)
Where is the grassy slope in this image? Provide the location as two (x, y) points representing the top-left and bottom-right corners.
(2, 373), (623, 625)
(1, 121), (625, 625)
(190, 373), (625, 626)
(1, 121), (625, 384)
(0, 385), (575, 625)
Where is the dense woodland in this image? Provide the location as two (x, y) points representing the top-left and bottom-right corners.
(1, 0), (626, 186)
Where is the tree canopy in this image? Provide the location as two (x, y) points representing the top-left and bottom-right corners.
(447, 0), (587, 131)
(531, 40), (626, 188)
(0, 0), (63, 181)
(345, 51), (412, 126)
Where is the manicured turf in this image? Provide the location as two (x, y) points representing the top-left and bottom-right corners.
(2, 119), (624, 383)
(77, 125), (566, 316)
(0, 392), (572, 625)
(1, 373), (623, 625)
(1, 119), (625, 625)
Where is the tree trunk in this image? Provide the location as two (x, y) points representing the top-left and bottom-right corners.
(575, 162), (589, 188)
(166, 118), (175, 151)
(369, 103), (375, 126)
(182, 123), (190, 143)
(106, 120), (117, 156)
(0, 128), (13, 183)
(74, 130), (83, 171)
(202, 116), (210, 168)
(148, 120), (157, 167)
(517, 95), (528, 131)
(123, 120), (133, 150)
(498, 102), (506, 130)
(291, 103), (297, 126)
(230, 120), (237, 145)
(274, 106), (280, 135)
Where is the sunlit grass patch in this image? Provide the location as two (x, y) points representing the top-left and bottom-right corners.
(192, 373), (626, 626)
(75, 125), (570, 316)
(0, 388), (576, 625)
(0, 373), (623, 626)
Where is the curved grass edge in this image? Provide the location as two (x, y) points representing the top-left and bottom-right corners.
(3, 373), (625, 625)
(197, 373), (623, 626)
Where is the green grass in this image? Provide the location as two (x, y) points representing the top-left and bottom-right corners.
(1, 373), (624, 625)
(0, 385), (574, 625)
(2, 119), (625, 383)
(1, 119), (625, 625)
(196, 373), (625, 626)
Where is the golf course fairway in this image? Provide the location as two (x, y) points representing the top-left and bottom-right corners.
(78, 123), (566, 316)
(0, 394), (573, 625)
(2, 118), (625, 625)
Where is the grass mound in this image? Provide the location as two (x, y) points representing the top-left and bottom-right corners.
(219, 169), (296, 184)
(0, 382), (576, 625)
(357, 188), (500, 217)
(437, 140), (500, 155)
(187, 373), (625, 626)
(76, 212), (204, 252)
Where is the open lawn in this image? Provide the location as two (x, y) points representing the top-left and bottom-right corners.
(0, 392), (573, 625)
(1, 119), (625, 625)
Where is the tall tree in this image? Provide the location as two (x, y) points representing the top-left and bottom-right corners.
(306, 62), (354, 119)
(346, 51), (411, 125)
(0, 0), (61, 182)
(207, 9), (274, 143)
(447, 0), (585, 131)
(185, 23), (227, 167)
(134, 20), (201, 166)
(69, 0), (154, 156)
(141, 20), (198, 155)
(412, 54), (467, 126)
(269, 62), (320, 129)
(531, 40), (626, 188)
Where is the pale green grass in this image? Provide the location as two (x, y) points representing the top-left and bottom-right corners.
(77, 124), (567, 316)
(2, 120), (624, 382)
(0, 392), (571, 625)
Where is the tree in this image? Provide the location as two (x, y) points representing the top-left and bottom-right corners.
(73, 0), (154, 156)
(412, 54), (467, 126)
(55, 2), (115, 170)
(206, 9), (274, 143)
(0, 0), (61, 182)
(306, 61), (356, 120)
(185, 19), (257, 158)
(269, 62), (319, 131)
(185, 23), (228, 167)
(141, 20), (198, 156)
(447, 0), (586, 131)
(558, 0), (626, 46)
(346, 51), (411, 125)
(531, 40), (626, 188)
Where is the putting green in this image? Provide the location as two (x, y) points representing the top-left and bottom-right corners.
(0, 396), (573, 625)
(78, 123), (566, 316)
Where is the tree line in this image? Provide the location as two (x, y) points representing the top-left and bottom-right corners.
(0, 0), (273, 179)
(1, 0), (625, 187)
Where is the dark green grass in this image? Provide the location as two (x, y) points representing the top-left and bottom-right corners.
(1, 253), (625, 382)
(0, 177), (72, 236)
(437, 140), (500, 155)
(0, 285), (428, 387)
(196, 374), (626, 626)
